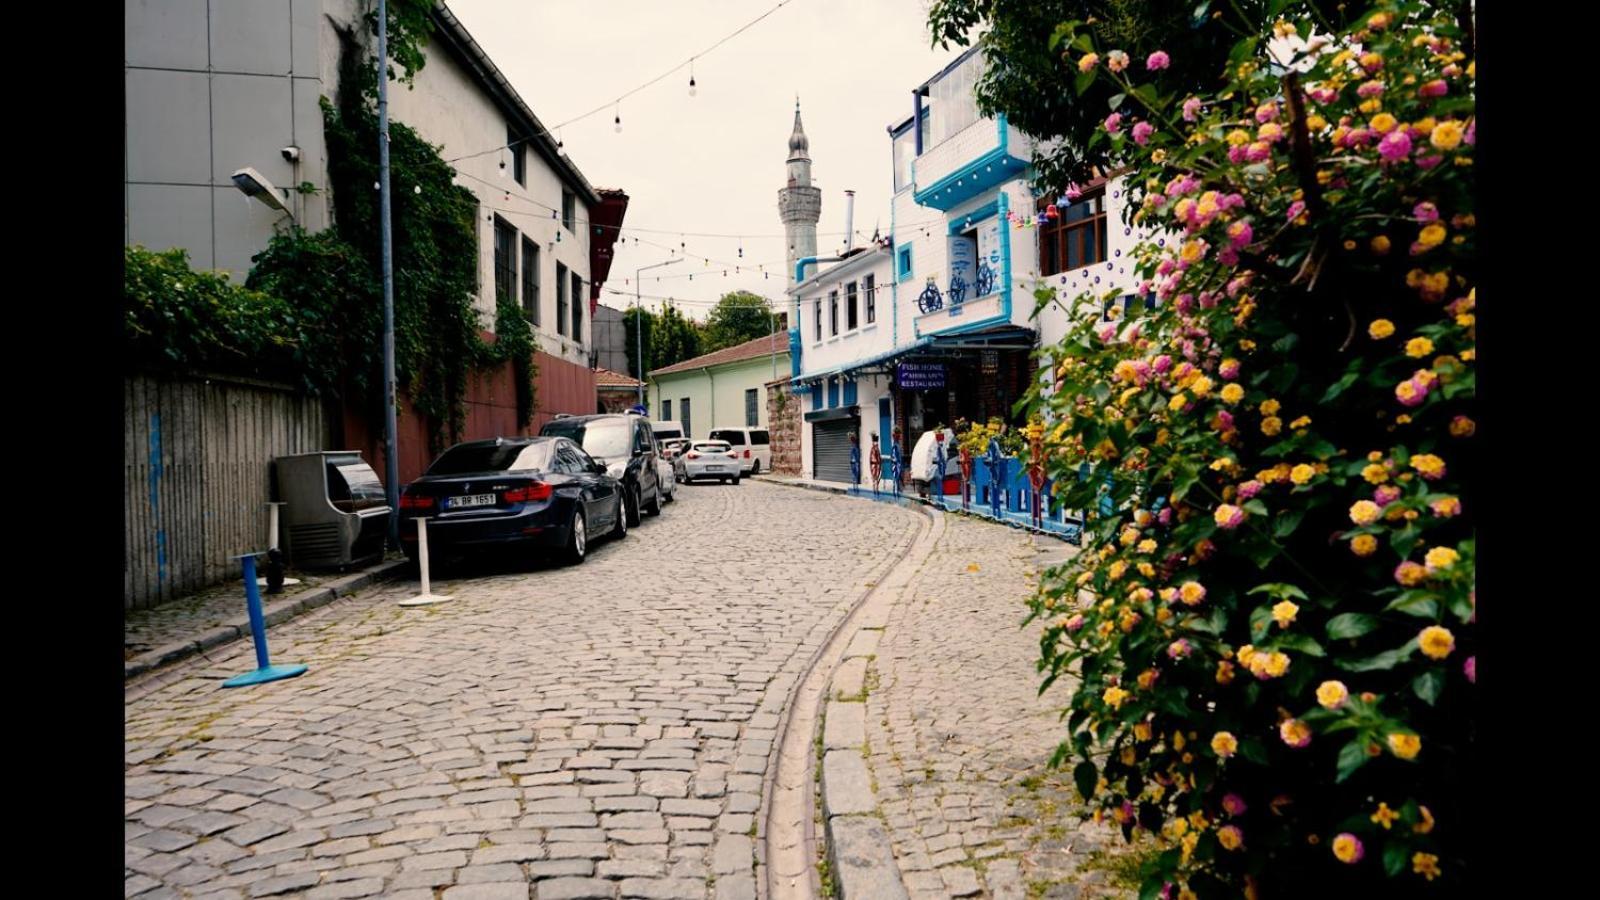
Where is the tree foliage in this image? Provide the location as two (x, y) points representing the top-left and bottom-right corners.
(702, 291), (777, 352)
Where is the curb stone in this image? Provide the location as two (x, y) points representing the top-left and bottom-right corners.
(124, 559), (409, 681)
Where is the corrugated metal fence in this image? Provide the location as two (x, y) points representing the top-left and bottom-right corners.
(125, 374), (330, 610)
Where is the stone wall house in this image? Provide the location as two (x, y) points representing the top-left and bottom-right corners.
(765, 376), (802, 475)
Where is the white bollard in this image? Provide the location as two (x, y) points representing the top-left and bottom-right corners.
(258, 502), (302, 589)
(399, 518), (452, 607)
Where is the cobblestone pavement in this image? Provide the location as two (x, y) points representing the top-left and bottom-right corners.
(127, 572), (340, 659)
(125, 480), (922, 900)
(863, 513), (1135, 900)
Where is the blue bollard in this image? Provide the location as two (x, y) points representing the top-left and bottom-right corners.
(222, 553), (308, 688)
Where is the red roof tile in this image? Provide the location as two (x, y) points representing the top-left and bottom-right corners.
(649, 332), (789, 377)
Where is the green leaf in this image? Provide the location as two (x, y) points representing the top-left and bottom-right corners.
(1074, 69), (1096, 95)
(1327, 613), (1379, 640)
(1321, 370), (1361, 404)
(1247, 582), (1308, 601)
(1341, 645), (1413, 673)
(1238, 739), (1269, 766)
(1277, 634), (1326, 657)
(1273, 508), (1305, 538)
(1383, 840), (1410, 877)
(1249, 604), (1274, 642)
(1073, 761), (1098, 802)
(1413, 669), (1444, 706)
(1386, 591), (1440, 618)
(1242, 499), (1268, 517)
(1335, 739), (1368, 783)
(1108, 92), (1126, 111)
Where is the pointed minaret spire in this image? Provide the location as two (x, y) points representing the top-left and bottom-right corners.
(778, 96), (821, 285)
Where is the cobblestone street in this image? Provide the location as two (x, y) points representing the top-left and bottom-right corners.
(126, 482), (921, 900)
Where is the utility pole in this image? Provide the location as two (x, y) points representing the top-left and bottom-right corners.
(635, 258), (683, 408)
(377, 0), (400, 549)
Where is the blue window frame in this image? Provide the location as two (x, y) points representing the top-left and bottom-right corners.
(896, 243), (914, 282)
(810, 383), (823, 409)
(842, 379), (858, 406)
(827, 377), (840, 409)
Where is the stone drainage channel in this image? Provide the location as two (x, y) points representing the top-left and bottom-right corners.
(761, 492), (947, 900)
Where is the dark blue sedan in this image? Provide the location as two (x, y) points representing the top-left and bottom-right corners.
(398, 436), (625, 566)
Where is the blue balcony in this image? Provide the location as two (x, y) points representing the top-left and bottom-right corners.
(911, 115), (1030, 212)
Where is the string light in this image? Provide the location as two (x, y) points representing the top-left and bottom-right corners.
(614, 103), (622, 134)
(688, 58), (697, 97)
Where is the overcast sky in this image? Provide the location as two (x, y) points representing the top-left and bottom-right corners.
(449, 0), (967, 322)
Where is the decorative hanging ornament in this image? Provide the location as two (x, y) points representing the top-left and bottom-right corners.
(614, 103), (622, 133)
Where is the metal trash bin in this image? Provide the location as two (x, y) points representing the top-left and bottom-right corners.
(272, 451), (391, 570)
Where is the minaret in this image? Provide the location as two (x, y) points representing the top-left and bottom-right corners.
(778, 99), (821, 285)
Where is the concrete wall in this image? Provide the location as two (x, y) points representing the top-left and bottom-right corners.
(793, 250), (895, 374)
(650, 353), (790, 440)
(591, 304), (631, 375)
(125, 0), (331, 277)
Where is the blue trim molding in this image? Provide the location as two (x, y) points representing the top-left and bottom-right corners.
(896, 242), (914, 282)
(912, 114), (1029, 211)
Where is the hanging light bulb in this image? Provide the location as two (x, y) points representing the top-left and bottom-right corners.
(498, 159), (507, 178)
(689, 58), (697, 97)
(614, 103), (622, 133)
(413, 185), (421, 195)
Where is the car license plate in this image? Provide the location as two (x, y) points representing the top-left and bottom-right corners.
(447, 493), (497, 509)
(705, 465), (724, 472)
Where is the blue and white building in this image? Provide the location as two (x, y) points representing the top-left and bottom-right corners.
(786, 46), (1147, 485)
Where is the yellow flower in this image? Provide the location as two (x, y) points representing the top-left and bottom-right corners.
(1227, 128), (1252, 146)
(1220, 383), (1244, 404)
(1417, 223), (1447, 249)
(1424, 546), (1460, 571)
(1362, 463), (1389, 484)
(1351, 534), (1378, 556)
(1413, 852), (1441, 881)
(1180, 240), (1206, 264)
(1179, 581), (1208, 606)
(1120, 527), (1140, 546)
(1411, 453), (1446, 478)
(1190, 375), (1214, 397)
(1414, 805), (1435, 834)
(1217, 825), (1243, 850)
(1263, 652), (1290, 678)
(1387, 732), (1422, 760)
(1419, 625), (1455, 659)
(1316, 680), (1349, 709)
(1371, 802), (1400, 829)
(1169, 392), (1189, 412)
(1369, 319), (1396, 339)
(1108, 560), (1127, 581)
(1431, 120), (1465, 150)
(1289, 464), (1315, 485)
(1136, 668), (1159, 689)
(1259, 398), (1280, 416)
(1405, 336), (1435, 358)
(1211, 731), (1238, 758)
(1332, 833), (1363, 863)
(1138, 561), (1156, 578)
(1369, 112), (1397, 133)
(1290, 416), (1311, 430)
(1371, 234), (1392, 254)
(1271, 600), (1299, 627)
(1261, 416), (1282, 436)
(1102, 686), (1130, 709)
(1133, 722), (1153, 742)
(1349, 500), (1381, 525)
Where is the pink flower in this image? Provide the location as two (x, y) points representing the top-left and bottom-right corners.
(1065, 614), (1085, 632)
(1310, 87), (1338, 104)
(1334, 833), (1365, 864)
(1156, 507), (1172, 525)
(1374, 485), (1401, 506)
(1222, 794), (1248, 816)
(1394, 560), (1427, 586)
(1228, 144), (1250, 164)
(1219, 359), (1240, 380)
(1464, 656), (1475, 683)
(1464, 118), (1476, 145)
(1066, 185), (1083, 201)
(1152, 355), (1172, 374)
(1420, 79), (1448, 98)
(1379, 129), (1413, 162)
(1217, 247), (1239, 266)
(1246, 141), (1272, 163)
(1096, 323), (1117, 343)
(1215, 410), (1234, 431)
(1416, 154), (1444, 170)
(1286, 201), (1306, 222)
(1167, 638), (1193, 659)
(1357, 80), (1386, 98)
(1182, 97), (1202, 121)
(1238, 480), (1262, 500)
(1147, 50), (1171, 71)
(1227, 220), (1254, 248)
(1132, 121), (1155, 145)
(1214, 504), (1246, 529)
(1413, 201), (1439, 222)
(1395, 374), (1431, 407)
(1105, 113), (1123, 135)
(1176, 293), (1195, 314)
(1199, 291), (1219, 309)
(1255, 101), (1279, 123)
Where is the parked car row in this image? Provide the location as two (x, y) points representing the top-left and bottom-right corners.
(396, 412), (760, 568)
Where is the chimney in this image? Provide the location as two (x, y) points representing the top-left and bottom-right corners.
(843, 190), (855, 253)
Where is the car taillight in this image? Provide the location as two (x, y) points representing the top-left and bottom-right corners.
(503, 482), (553, 503)
(744, 449), (751, 458)
(687, 451), (701, 459)
(399, 489), (434, 510)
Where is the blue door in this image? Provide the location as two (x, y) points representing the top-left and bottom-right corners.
(878, 398), (892, 448)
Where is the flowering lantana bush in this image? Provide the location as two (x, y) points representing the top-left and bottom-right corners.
(1028, 2), (1473, 895)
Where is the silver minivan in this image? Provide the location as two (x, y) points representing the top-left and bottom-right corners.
(708, 427), (772, 475)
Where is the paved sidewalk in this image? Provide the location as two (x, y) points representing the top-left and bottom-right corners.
(860, 513), (1134, 899)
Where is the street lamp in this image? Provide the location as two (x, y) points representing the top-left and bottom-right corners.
(635, 258), (683, 406)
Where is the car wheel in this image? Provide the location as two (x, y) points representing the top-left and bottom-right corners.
(644, 482), (662, 516)
(733, 473), (742, 485)
(564, 509), (587, 564)
(610, 495), (628, 539)
(625, 484), (642, 527)
(752, 459), (761, 475)
(662, 480), (675, 503)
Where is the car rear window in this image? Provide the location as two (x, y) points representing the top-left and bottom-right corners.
(541, 418), (632, 458)
(709, 429), (747, 445)
(751, 430), (770, 445)
(693, 442), (731, 452)
(427, 441), (550, 475)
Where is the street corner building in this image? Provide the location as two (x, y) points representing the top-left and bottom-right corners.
(783, 46), (1152, 488)
(122, 0), (628, 606)
(647, 332), (791, 446)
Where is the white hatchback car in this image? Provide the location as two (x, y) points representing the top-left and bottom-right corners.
(708, 427), (772, 475)
(679, 440), (743, 484)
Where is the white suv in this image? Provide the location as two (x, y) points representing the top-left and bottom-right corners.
(709, 428), (771, 475)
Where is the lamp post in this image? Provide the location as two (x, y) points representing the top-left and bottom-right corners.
(635, 258), (683, 406)
(376, 0), (400, 549)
